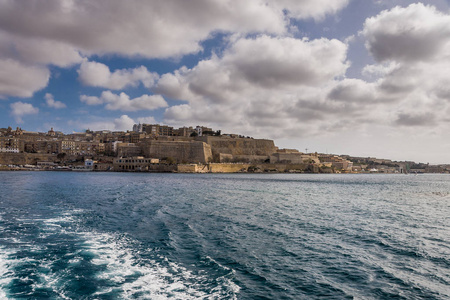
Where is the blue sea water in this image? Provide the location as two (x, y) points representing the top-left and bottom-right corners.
(0, 172), (449, 299)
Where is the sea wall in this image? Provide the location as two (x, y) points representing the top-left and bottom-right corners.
(177, 164), (197, 173)
(209, 163), (251, 173)
(176, 163), (311, 173)
(255, 163), (309, 172)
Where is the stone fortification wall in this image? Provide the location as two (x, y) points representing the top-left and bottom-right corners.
(209, 163), (251, 173)
(255, 163), (309, 172)
(117, 145), (142, 157)
(198, 136), (277, 157)
(204, 163), (309, 173)
(141, 141), (212, 163)
(148, 164), (177, 172)
(154, 136), (193, 142)
(219, 153), (269, 163)
(0, 153), (57, 165)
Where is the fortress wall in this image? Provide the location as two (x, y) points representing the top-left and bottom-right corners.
(209, 163), (251, 173)
(141, 141), (212, 163)
(117, 145), (142, 157)
(208, 163), (308, 173)
(198, 136), (277, 156)
(0, 153), (58, 165)
(255, 163), (308, 172)
(177, 164), (198, 173)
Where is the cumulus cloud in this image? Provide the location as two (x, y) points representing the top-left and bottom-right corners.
(358, 4), (450, 129)
(327, 79), (380, 103)
(79, 95), (103, 106)
(395, 112), (437, 127)
(0, 0), (349, 99)
(45, 93), (66, 109)
(10, 101), (39, 123)
(0, 0), (348, 60)
(269, 0), (349, 20)
(154, 35), (352, 137)
(156, 9), (450, 140)
(0, 31), (83, 68)
(74, 114), (154, 132)
(80, 91), (168, 112)
(136, 116), (157, 124)
(155, 35), (349, 105)
(223, 36), (349, 88)
(112, 115), (136, 131)
(0, 59), (49, 98)
(362, 62), (399, 79)
(363, 3), (450, 62)
(78, 60), (159, 89)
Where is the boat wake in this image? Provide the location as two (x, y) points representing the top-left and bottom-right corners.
(0, 211), (239, 299)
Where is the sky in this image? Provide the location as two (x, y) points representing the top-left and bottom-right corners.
(1, 0), (450, 163)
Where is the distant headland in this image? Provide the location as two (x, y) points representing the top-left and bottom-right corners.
(0, 124), (447, 173)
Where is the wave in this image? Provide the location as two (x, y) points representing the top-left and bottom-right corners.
(0, 246), (12, 299)
(0, 210), (239, 299)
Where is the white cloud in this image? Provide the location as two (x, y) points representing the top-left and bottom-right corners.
(223, 36), (349, 88)
(327, 79), (378, 103)
(79, 95), (103, 106)
(0, 0), (348, 59)
(358, 4), (450, 130)
(362, 62), (399, 79)
(0, 31), (83, 67)
(155, 35), (350, 137)
(268, 0), (349, 20)
(78, 60), (159, 89)
(0, 59), (49, 98)
(10, 101), (39, 123)
(156, 15), (450, 142)
(15, 37), (83, 67)
(0, 0), (349, 100)
(112, 115), (136, 131)
(80, 91), (168, 112)
(73, 114), (142, 132)
(363, 3), (450, 62)
(45, 93), (66, 109)
(136, 116), (157, 124)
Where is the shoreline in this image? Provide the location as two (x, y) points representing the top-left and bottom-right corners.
(0, 168), (439, 174)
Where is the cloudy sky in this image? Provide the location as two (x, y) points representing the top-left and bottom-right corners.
(1, 0), (450, 163)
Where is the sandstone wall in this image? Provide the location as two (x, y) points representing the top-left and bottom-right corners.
(255, 163), (309, 172)
(209, 163), (251, 173)
(141, 141), (212, 163)
(177, 164), (198, 173)
(179, 162), (310, 173)
(0, 153), (58, 165)
(198, 136), (277, 157)
(117, 145), (142, 157)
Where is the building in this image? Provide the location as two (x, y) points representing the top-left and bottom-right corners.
(0, 148), (19, 153)
(174, 126), (195, 137)
(116, 143), (142, 157)
(133, 123), (143, 133)
(319, 154), (353, 172)
(113, 156), (159, 171)
(139, 124), (174, 136)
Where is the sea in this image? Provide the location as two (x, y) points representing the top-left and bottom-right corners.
(0, 172), (448, 299)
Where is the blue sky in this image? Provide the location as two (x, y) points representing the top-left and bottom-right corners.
(1, 0), (450, 163)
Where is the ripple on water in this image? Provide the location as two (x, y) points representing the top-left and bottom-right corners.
(0, 172), (449, 299)
(0, 210), (240, 299)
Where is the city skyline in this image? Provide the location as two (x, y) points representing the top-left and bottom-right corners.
(1, 1), (450, 163)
